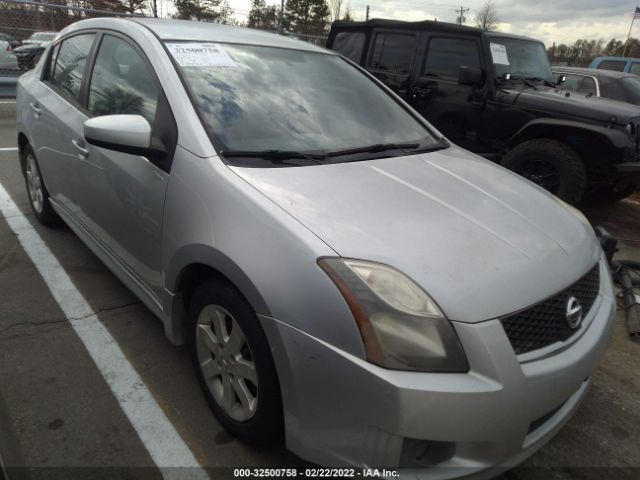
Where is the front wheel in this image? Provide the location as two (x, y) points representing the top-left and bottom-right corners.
(501, 138), (587, 205)
(187, 279), (283, 445)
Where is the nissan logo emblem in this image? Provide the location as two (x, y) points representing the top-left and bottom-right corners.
(566, 296), (583, 329)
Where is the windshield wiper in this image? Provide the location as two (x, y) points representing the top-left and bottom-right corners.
(525, 77), (557, 88)
(326, 142), (422, 158)
(496, 75), (537, 89)
(222, 142), (441, 165)
(221, 149), (327, 163)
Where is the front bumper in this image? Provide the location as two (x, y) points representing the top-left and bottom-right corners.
(260, 257), (616, 478)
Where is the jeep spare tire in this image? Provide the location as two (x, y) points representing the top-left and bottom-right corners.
(501, 138), (587, 205)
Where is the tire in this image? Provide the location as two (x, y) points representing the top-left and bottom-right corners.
(23, 145), (60, 226)
(187, 279), (283, 445)
(501, 138), (587, 205)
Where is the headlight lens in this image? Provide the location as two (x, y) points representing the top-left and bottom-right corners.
(319, 258), (468, 372)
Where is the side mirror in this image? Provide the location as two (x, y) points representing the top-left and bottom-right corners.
(84, 114), (153, 156)
(458, 66), (483, 86)
(556, 74), (567, 85)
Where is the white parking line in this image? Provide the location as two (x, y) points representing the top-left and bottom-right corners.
(0, 182), (209, 480)
(0, 148), (18, 152)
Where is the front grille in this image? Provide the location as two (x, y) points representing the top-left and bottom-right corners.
(501, 263), (600, 355)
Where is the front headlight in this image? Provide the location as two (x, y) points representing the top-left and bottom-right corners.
(318, 258), (468, 372)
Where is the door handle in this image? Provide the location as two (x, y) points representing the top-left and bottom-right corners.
(30, 102), (41, 117)
(71, 139), (89, 158)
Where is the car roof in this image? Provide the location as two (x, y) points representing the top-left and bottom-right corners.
(330, 19), (541, 43)
(133, 18), (330, 54)
(552, 65), (635, 78)
(58, 18), (329, 54)
(332, 18), (481, 35)
(593, 56), (640, 62)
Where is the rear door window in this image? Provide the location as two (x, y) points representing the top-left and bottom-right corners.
(368, 32), (417, 75)
(629, 62), (640, 74)
(332, 31), (366, 63)
(599, 76), (629, 102)
(576, 76), (597, 95)
(50, 34), (95, 102)
(596, 60), (626, 72)
(560, 74), (597, 95)
(45, 43), (60, 79)
(424, 37), (480, 81)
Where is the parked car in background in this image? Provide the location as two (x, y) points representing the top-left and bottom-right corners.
(16, 17), (616, 476)
(589, 56), (640, 73)
(13, 44), (46, 70)
(553, 66), (640, 106)
(14, 32), (57, 70)
(0, 40), (18, 71)
(21, 31), (56, 47)
(0, 32), (20, 49)
(328, 19), (640, 204)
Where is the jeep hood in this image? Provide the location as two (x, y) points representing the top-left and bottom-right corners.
(501, 87), (640, 127)
(231, 147), (601, 323)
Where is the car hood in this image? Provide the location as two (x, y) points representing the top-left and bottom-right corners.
(501, 86), (640, 127)
(231, 147), (601, 323)
(14, 44), (45, 52)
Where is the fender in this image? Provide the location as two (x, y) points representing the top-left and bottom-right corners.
(162, 243), (272, 345)
(507, 118), (632, 150)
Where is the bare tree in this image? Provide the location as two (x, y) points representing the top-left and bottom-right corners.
(342, 3), (353, 21)
(328, 0), (343, 22)
(474, 1), (499, 31)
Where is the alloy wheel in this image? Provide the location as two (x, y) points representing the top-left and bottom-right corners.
(195, 305), (258, 422)
(516, 159), (561, 193)
(25, 154), (43, 214)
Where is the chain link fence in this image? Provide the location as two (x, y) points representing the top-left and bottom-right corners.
(1, 0), (142, 116)
(0, 0), (327, 118)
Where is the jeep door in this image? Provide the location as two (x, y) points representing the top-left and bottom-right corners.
(366, 29), (419, 98)
(408, 35), (485, 151)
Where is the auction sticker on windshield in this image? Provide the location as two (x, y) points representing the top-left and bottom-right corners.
(490, 43), (509, 65)
(166, 42), (236, 67)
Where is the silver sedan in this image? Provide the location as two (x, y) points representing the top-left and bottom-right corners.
(16, 17), (616, 478)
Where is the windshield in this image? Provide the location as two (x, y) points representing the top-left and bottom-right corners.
(31, 33), (55, 41)
(168, 42), (439, 160)
(489, 37), (553, 84)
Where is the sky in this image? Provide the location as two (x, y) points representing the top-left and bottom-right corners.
(221, 0), (640, 46)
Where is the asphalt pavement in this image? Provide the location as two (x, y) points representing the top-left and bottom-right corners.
(0, 111), (639, 479)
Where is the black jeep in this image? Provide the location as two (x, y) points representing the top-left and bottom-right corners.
(327, 19), (640, 204)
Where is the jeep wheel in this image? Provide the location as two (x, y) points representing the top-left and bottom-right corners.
(502, 138), (587, 205)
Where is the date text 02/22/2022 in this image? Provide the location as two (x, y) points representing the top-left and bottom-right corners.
(233, 468), (400, 478)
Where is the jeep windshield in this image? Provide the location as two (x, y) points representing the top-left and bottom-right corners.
(168, 42), (442, 166)
(489, 37), (554, 85)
